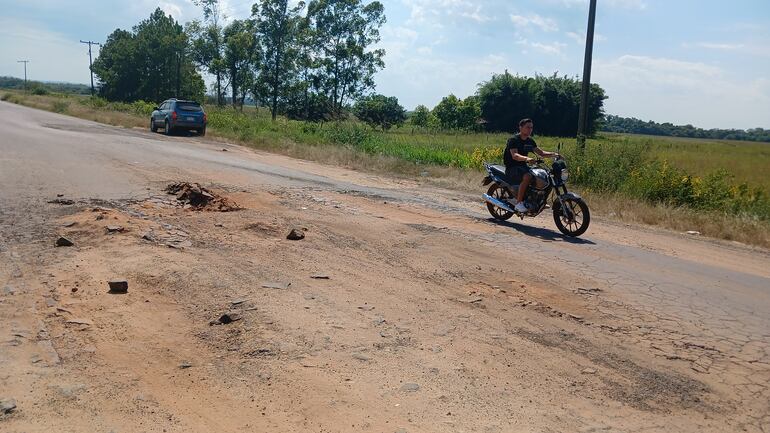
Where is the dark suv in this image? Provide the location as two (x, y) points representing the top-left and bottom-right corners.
(151, 99), (207, 136)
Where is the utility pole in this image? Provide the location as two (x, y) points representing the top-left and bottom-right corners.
(80, 40), (101, 96)
(17, 60), (29, 92)
(577, 0), (597, 150)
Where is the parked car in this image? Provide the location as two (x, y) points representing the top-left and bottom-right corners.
(150, 99), (207, 136)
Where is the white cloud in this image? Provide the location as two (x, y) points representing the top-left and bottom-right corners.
(531, 41), (567, 56)
(605, 0), (647, 9)
(566, 31), (606, 44)
(697, 42), (744, 51)
(510, 14), (559, 32)
(594, 55), (770, 129)
(159, 1), (183, 20)
(403, 0), (493, 27)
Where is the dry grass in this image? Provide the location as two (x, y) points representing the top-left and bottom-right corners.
(581, 190), (770, 248)
(4, 90), (769, 249)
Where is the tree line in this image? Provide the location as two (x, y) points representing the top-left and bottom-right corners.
(0, 76), (90, 95)
(90, 1), (609, 136)
(602, 115), (770, 143)
(93, 0), (385, 122)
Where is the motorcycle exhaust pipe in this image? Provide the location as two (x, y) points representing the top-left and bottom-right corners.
(483, 193), (515, 213)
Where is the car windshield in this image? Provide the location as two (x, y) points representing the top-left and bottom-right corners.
(177, 102), (202, 112)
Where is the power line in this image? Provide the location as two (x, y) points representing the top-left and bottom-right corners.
(17, 60), (30, 92)
(80, 40), (102, 96)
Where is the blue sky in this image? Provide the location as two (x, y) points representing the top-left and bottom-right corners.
(1, 0), (769, 129)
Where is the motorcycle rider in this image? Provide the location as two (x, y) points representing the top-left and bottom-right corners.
(504, 118), (560, 213)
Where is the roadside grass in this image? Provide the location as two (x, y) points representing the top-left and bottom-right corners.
(3, 89), (769, 248)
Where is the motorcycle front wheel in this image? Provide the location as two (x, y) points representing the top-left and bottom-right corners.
(486, 184), (514, 221)
(553, 197), (590, 237)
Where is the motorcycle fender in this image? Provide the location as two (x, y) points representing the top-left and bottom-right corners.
(482, 176), (492, 186)
(559, 192), (582, 201)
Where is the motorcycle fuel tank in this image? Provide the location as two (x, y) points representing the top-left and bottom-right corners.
(531, 168), (550, 190)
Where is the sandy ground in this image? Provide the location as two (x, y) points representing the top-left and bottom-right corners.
(1, 101), (769, 432)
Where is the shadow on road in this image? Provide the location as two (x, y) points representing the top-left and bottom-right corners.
(487, 218), (596, 245)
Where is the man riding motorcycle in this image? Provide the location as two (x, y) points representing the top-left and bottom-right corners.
(504, 118), (560, 213)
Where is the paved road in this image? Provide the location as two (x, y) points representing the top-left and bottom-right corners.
(1, 100), (768, 431)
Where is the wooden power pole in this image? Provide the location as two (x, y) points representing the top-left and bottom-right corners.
(577, 0), (597, 150)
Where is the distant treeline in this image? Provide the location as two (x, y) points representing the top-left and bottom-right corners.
(602, 114), (770, 143)
(0, 76), (90, 95)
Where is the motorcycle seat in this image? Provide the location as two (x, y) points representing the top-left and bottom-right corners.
(489, 165), (517, 187)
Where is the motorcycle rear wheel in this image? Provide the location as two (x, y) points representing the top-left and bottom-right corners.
(553, 197), (590, 237)
(486, 184), (514, 221)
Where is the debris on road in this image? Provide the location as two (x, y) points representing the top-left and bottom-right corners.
(106, 225), (125, 234)
(55, 236), (74, 247)
(310, 274), (330, 279)
(179, 361), (193, 369)
(286, 228), (305, 240)
(0, 398), (17, 415)
(262, 282), (291, 290)
(48, 198), (75, 205)
(107, 280), (128, 294)
(211, 312), (241, 325)
(165, 182), (240, 212)
(685, 230), (701, 236)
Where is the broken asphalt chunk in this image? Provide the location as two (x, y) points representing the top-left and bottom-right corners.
(262, 282), (290, 290)
(286, 229), (305, 240)
(55, 237), (74, 247)
(211, 312), (241, 325)
(48, 198), (75, 205)
(107, 280), (128, 294)
(0, 398), (17, 415)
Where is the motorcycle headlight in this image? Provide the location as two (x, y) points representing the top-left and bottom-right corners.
(560, 169), (569, 182)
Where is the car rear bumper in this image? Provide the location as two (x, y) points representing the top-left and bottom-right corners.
(171, 120), (206, 129)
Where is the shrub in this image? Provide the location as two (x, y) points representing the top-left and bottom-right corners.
(52, 100), (69, 113)
(353, 94), (406, 131)
(31, 84), (50, 95)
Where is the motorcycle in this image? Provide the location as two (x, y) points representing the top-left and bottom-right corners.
(481, 155), (590, 237)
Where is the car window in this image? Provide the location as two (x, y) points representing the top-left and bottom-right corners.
(177, 102), (202, 112)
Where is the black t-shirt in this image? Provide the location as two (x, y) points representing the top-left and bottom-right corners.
(504, 134), (538, 168)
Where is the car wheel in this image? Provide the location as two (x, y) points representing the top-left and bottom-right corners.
(150, 118), (157, 133)
(164, 120), (173, 136)
(198, 127), (206, 137)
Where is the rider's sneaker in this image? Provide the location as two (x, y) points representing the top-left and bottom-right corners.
(514, 201), (528, 213)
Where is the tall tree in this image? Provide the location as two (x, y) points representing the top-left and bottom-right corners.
(222, 19), (259, 109)
(190, 0), (227, 105)
(253, 0), (305, 120)
(307, 0), (385, 117)
(91, 29), (139, 101)
(92, 8), (204, 102)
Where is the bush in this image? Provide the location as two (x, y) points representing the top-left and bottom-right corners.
(31, 84), (50, 95)
(353, 94), (406, 131)
(52, 100), (69, 113)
